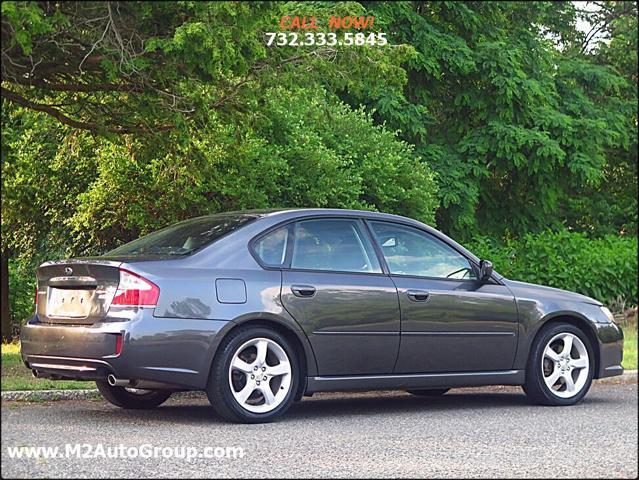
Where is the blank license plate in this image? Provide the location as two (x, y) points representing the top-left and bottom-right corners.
(47, 288), (93, 318)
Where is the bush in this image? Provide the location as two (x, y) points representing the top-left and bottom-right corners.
(8, 259), (35, 336)
(467, 231), (638, 306)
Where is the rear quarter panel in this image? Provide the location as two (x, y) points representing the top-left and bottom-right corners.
(126, 258), (318, 380)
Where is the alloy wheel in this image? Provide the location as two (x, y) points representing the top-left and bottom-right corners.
(541, 332), (590, 399)
(228, 337), (292, 413)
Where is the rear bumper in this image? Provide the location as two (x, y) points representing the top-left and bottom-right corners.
(20, 310), (230, 389)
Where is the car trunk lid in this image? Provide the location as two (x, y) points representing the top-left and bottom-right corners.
(36, 260), (122, 325)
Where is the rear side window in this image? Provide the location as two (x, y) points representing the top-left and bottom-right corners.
(253, 226), (289, 267)
(290, 219), (381, 273)
(107, 214), (258, 256)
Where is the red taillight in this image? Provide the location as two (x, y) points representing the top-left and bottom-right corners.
(111, 269), (159, 307)
(114, 334), (123, 355)
(34, 285), (38, 309)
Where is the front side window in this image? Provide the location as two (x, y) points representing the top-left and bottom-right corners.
(369, 221), (475, 279)
(291, 219), (382, 273)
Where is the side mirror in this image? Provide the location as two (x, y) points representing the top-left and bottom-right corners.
(479, 260), (493, 283)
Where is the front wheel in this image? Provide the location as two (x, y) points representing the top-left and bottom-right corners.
(523, 323), (594, 406)
(96, 381), (172, 409)
(206, 326), (299, 423)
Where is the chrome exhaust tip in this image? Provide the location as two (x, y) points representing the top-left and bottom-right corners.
(32, 370), (56, 380)
(107, 374), (130, 387)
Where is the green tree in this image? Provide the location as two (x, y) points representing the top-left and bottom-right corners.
(355, 1), (635, 239)
(563, 1), (638, 235)
(1, 1), (411, 134)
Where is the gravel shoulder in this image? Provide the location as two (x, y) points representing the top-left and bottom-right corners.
(1, 383), (637, 478)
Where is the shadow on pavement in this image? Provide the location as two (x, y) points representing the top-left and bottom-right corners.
(56, 388), (617, 426)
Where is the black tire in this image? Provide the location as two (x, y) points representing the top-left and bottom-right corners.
(96, 381), (172, 409)
(406, 388), (450, 397)
(206, 326), (299, 423)
(523, 323), (594, 406)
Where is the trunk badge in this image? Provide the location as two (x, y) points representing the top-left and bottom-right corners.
(64, 267), (73, 275)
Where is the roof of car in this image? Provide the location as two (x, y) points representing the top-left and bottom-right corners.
(167, 208), (422, 226)
(251, 207), (423, 223)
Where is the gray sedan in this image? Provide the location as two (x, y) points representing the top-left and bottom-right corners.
(20, 209), (624, 423)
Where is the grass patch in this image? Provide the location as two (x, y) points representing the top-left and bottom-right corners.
(1, 343), (93, 391)
(621, 322), (637, 370)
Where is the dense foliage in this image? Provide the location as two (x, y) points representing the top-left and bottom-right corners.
(358, 1), (638, 237)
(1, 1), (637, 338)
(468, 231), (638, 306)
(3, 87), (437, 256)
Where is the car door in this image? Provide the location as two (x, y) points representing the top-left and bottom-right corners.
(367, 220), (518, 374)
(257, 217), (401, 376)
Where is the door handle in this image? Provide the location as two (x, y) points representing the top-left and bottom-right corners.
(406, 289), (430, 302)
(291, 285), (316, 298)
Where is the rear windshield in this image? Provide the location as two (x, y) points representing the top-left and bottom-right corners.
(106, 214), (259, 256)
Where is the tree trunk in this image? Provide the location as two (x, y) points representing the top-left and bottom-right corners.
(1, 248), (11, 342)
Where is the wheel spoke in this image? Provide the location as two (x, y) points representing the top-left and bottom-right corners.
(544, 349), (560, 361)
(561, 335), (573, 356)
(236, 382), (255, 404)
(255, 340), (268, 365)
(268, 361), (290, 376)
(232, 357), (253, 374)
(544, 368), (562, 389)
(571, 357), (588, 369)
(260, 384), (276, 405)
(563, 373), (576, 392)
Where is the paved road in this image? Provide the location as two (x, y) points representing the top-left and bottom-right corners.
(1, 383), (637, 478)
